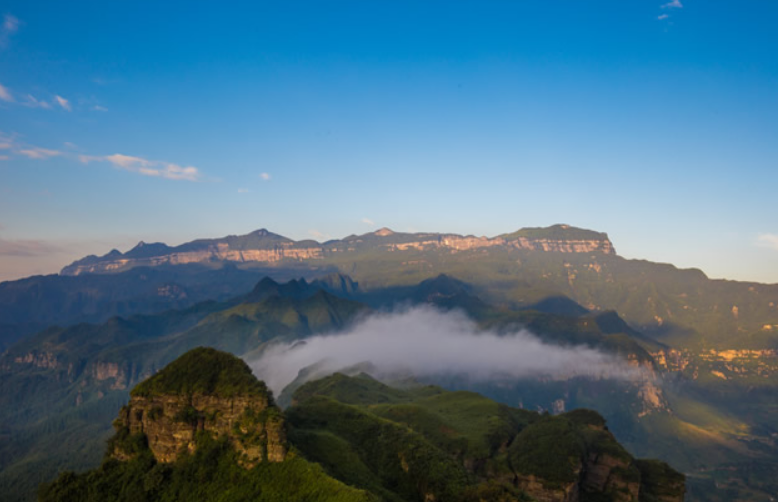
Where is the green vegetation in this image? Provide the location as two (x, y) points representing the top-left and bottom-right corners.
(131, 347), (269, 399)
(39, 434), (375, 502)
(509, 416), (586, 488)
(288, 373), (680, 501)
(636, 459), (686, 502)
(35, 354), (685, 502)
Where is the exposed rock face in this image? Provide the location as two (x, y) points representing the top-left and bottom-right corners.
(115, 392), (286, 465)
(61, 224), (616, 275)
(12, 350), (59, 369)
(516, 472), (580, 502)
(110, 347), (287, 467)
(582, 453), (640, 502)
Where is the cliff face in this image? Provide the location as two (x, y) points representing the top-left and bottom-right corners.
(111, 347), (287, 467)
(114, 393), (286, 466)
(61, 224), (616, 275)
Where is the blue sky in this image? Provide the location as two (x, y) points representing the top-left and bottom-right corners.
(0, 1), (777, 283)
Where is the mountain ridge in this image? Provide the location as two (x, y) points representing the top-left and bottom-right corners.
(60, 224), (616, 276)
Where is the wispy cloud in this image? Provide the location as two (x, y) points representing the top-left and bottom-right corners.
(661, 0), (683, 8)
(0, 83), (12, 102)
(757, 234), (778, 251)
(0, 237), (63, 257)
(23, 94), (52, 109)
(0, 155), (8, 161)
(361, 217), (375, 225)
(0, 14), (19, 48)
(17, 147), (62, 159)
(2, 131), (203, 182)
(54, 95), (71, 111)
(260, 172), (271, 181)
(658, 14), (669, 20)
(92, 105), (108, 112)
(80, 153), (201, 181)
(237, 188), (250, 193)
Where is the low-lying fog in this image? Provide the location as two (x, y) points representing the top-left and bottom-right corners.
(249, 306), (645, 396)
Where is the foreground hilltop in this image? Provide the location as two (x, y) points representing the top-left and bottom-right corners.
(61, 224), (615, 276)
(41, 347), (684, 502)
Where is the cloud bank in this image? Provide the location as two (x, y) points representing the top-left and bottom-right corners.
(249, 306), (644, 396)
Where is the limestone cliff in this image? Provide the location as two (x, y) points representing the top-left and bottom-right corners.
(111, 347), (287, 467)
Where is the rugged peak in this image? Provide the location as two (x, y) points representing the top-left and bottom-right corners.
(374, 227), (394, 236)
(114, 347), (286, 466)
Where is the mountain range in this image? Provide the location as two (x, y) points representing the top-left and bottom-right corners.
(1, 224), (777, 501)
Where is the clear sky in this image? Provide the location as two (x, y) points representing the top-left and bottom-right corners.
(0, 1), (777, 284)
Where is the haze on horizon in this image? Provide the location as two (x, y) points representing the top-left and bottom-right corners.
(1, 1), (776, 283)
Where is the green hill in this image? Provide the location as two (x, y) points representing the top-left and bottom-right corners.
(39, 354), (684, 502)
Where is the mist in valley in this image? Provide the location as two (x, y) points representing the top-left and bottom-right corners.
(248, 305), (648, 396)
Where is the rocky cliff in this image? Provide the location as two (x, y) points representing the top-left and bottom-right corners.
(61, 224), (616, 275)
(111, 347), (287, 467)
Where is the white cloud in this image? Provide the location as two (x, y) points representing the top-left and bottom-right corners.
(92, 105), (108, 112)
(17, 147), (62, 159)
(23, 94), (52, 109)
(0, 83), (12, 102)
(757, 234), (778, 251)
(260, 172), (271, 181)
(658, 14), (669, 20)
(81, 153), (201, 181)
(237, 188), (250, 193)
(361, 217), (376, 225)
(104, 153), (148, 169)
(661, 0), (683, 8)
(250, 306), (646, 396)
(55, 95), (71, 111)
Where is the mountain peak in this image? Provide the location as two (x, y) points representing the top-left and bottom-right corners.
(131, 347), (269, 398)
(374, 227), (394, 236)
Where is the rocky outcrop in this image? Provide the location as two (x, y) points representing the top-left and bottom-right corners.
(110, 347), (287, 467)
(12, 350), (60, 369)
(509, 410), (681, 502)
(516, 472), (580, 502)
(582, 452), (640, 502)
(114, 392), (286, 466)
